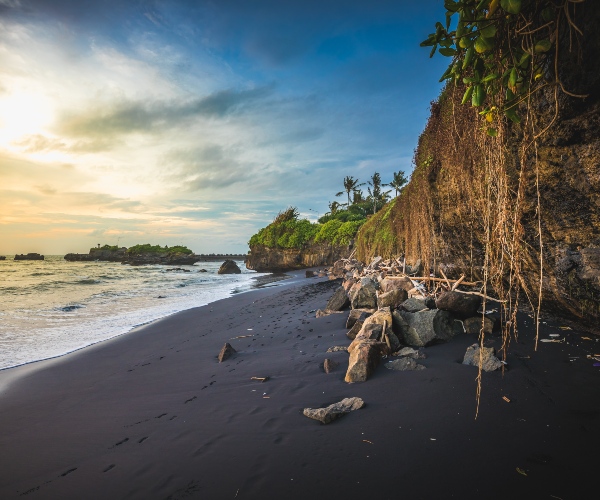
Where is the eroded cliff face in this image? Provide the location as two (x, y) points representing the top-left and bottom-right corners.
(356, 2), (600, 327)
(246, 243), (352, 272)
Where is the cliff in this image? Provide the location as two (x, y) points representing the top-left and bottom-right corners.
(355, 2), (600, 327)
(246, 242), (352, 272)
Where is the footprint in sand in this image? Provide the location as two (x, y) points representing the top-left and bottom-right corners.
(184, 396), (197, 404)
(138, 437), (148, 443)
(155, 413), (168, 419)
(111, 438), (129, 448)
(60, 468), (77, 477)
(103, 464), (115, 473)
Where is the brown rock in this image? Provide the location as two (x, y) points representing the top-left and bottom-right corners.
(348, 323), (383, 352)
(463, 316), (495, 334)
(345, 340), (387, 383)
(346, 320), (364, 340)
(379, 276), (414, 293)
(326, 286), (350, 311)
(462, 344), (503, 371)
(323, 358), (339, 373)
(217, 343), (236, 362)
(346, 309), (372, 329)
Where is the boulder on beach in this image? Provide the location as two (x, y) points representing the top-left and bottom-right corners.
(217, 343), (236, 362)
(396, 309), (455, 347)
(463, 315), (496, 334)
(346, 309), (372, 329)
(345, 340), (388, 383)
(462, 344), (503, 371)
(379, 276), (414, 294)
(349, 277), (378, 309)
(436, 290), (481, 318)
(303, 397), (365, 424)
(401, 297), (428, 313)
(346, 320), (364, 340)
(218, 259), (241, 274)
(377, 289), (408, 310)
(326, 286), (350, 311)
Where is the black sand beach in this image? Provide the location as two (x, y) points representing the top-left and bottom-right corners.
(1, 271), (599, 499)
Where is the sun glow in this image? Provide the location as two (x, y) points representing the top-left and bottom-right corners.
(0, 89), (54, 149)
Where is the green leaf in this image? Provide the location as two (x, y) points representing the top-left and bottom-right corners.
(439, 65), (454, 82)
(505, 105), (521, 123)
(430, 45), (437, 58)
(439, 47), (457, 57)
(534, 39), (552, 53)
(487, 127), (498, 137)
(474, 36), (494, 53)
(463, 76), (476, 84)
(481, 72), (499, 83)
(420, 35), (435, 47)
(541, 6), (555, 22)
(478, 22), (497, 38)
(509, 67), (518, 88)
(472, 84), (486, 106)
(518, 52), (531, 69)
(462, 46), (474, 69)
(476, 0), (489, 11)
(500, 0), (521, 15)
(461, 86), (474, 105)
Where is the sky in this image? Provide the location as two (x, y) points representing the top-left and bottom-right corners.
(0, 0), (448, 255)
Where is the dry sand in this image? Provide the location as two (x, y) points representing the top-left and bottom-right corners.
(0, 270), (599, 499)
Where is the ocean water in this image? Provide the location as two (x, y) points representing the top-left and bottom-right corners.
(0, 256), (270, 370)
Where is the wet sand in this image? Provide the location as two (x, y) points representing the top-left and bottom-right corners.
(0, 270), (599, 499)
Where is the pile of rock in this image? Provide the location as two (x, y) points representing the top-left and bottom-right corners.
(321, 256), (503, 383)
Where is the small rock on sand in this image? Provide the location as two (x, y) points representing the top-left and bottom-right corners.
(323, 358), (339, 373)
(462, 344), (503, 371)
(303, 397), (365, 424)
(385, 358), (426, 371)
(327, 346), (348, 353)
(217, 342), (236, 362)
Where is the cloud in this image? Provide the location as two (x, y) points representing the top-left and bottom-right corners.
(55, 85), (275, 139)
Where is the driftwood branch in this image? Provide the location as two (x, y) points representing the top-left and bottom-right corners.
(451, 275), (466, 290)
(451, 289), (507, 303)
(386, 276), (481, 287)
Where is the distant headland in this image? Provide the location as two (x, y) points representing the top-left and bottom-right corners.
(64, 244), (246, 266)
(14, 253), (44, 261)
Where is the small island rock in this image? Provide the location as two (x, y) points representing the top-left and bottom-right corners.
(218, 259), (241, 274)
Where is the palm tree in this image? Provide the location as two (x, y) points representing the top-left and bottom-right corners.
(328, 200), (342, 215)
(386, 170), (408, 197)
(367, 172), (391, 214)
(336, 176), (364, 207)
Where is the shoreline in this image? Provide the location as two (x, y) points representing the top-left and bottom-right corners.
(0, 271), (599, 499)
(0, 270), (293, 386)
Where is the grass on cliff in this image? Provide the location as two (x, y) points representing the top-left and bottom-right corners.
(120, 244), (194, 255)
(249, 207), (365, 250)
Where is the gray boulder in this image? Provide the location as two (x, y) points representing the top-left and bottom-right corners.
(303, 397), (365, 424)
(385, 358), (426, 371)
(349, 278), (378, 310)
(462, 344), (503, 372)
(326, 286), (350, 311)
(396, 347), (427, 359)
(217, 259), (241, 274)
(436, 291), (481, 318)
(377, 289), (408, 310)
(397, 309), (455, 347)
(401, 297), (428, 313)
